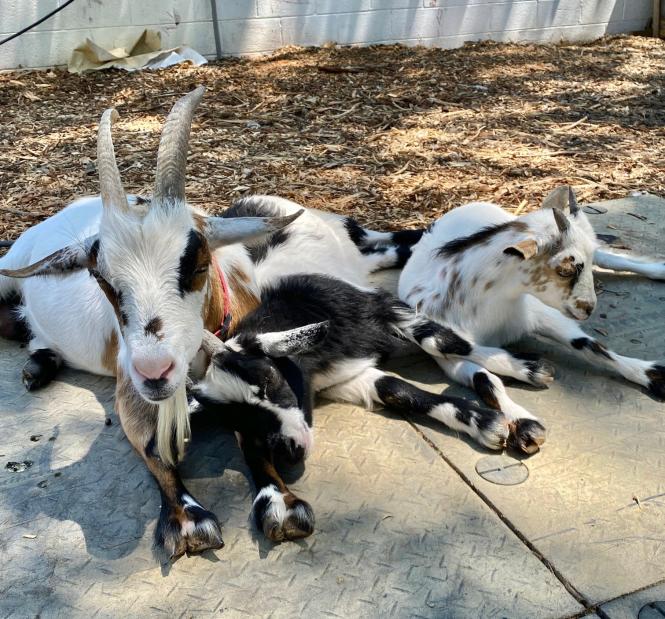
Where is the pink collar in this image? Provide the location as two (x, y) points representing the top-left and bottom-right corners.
(212, 257), (232, 338)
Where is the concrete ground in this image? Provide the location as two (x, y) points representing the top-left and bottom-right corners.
(1, 195), (664, 619)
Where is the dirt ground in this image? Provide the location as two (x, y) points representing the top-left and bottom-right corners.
(0, 34), (663, 242)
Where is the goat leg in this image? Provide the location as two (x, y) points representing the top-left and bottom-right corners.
(238, 432), (314, 543)
(116, 373), (223, 562)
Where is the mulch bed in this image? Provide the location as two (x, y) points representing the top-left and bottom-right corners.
(1, 34), (664, 244)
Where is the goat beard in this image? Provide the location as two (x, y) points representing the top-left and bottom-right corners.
(156, 383), (191, 467)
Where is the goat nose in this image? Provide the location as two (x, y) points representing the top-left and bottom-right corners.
(575, 300), (595, 317)
(133, 356), (175, 381)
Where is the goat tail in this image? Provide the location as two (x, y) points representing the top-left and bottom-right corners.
(349, 219), (426, 250)
(156, 383), (191, 467)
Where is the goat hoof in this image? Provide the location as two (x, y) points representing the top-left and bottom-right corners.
(525, 359), (555, 387)
(509, 419), (546, 455)
(22, 349), (60, 391)
(646, 365), (665, 400)
(252, 485), (314, 542)
(154, 503), (224, 563)
(472, 408), (510, 451)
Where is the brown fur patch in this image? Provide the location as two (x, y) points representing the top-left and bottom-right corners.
(203, 262), (259, 337)
(191, 237), (212, 293)
(226, 266), (260, 336)
(144, 317), (163, 338)
(101, 329), (119, 375)
(484, 280), (494, 291)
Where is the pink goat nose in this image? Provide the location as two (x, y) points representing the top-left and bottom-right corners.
(133, 356), (175, 381)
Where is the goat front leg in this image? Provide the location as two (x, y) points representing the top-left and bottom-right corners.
(392, 308), (554, 387)
(321, 366), (510, 451)
(525, 296), (665, 399)
(239, 432), (314, 542)
(594, 248), (665, 281)
(116, 375), (224, 562)
(434, 358), (547, 454)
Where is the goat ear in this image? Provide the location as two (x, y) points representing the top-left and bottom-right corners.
(256, 321), (330, 357)
(503, 238), (538, 260)
(541, 186), (570, 212)
(204, 210), (303, 249)
(0, 236), (98, 279)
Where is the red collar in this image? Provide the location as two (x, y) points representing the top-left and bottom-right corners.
(212, 256), (232, 338)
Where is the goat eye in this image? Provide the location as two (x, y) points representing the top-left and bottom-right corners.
(194, 265), (208, 275)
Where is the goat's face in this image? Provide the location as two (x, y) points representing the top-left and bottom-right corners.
(192, 324), (329, 460)
(507, 187), (598, 320)
(93, 203), (209, 401)
(0, 87), (301, 404)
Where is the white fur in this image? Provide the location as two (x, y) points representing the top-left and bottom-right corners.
(252, 484), (287, 525)
(157, 382), (190, 467)
(199, 363), (314, 457)
(398, 193), (665, 430)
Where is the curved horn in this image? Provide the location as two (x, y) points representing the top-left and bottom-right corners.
(568, 186), (580, 215)
(552, 207), (570, 234)
(153, 86), (205, 205)
(205, 210), (305, 248)
(97, 109), (129, 212)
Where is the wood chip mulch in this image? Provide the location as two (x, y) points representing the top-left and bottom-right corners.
(1, 34), (664, 243)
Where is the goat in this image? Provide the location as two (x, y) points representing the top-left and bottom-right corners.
(0, 87), (443, 561)
(397, 185), (665, 449)
(190, 272), (525, 541)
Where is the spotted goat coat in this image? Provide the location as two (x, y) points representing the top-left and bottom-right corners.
(398, 186), (665, 450)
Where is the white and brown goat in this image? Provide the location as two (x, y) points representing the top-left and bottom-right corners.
(398, 186), (665, 448)
(0, 88), (444, 560)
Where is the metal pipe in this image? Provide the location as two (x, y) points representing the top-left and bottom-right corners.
(210, 0), (223, 60)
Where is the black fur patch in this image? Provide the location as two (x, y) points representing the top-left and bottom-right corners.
(472, 372), (501, 410)
(391, 229), (424, 246)
(646, 365), (665, 400)
(177, 229), (204, 296)
(0, 292), (30, 342)
(395, 245), (412, 268)
(360, 245), (387, 255)
(252, 492), (273, 531)
(249, 228), (289, 264)
(22, 348), (61, 391)
(411, 321), (472, 356)
(571, 337), (612, 359)
(437, 221), (527, 258)
(344, 218), (367, 247)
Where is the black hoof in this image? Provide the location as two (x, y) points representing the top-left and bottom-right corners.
(154, 501), (224, 563)
(646, 365), (665, 400)
(22, 349), (61, 391)
(252, 485), (315, 542)
(509, 418), (547, 455)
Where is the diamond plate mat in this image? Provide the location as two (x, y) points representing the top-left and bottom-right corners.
(376, 194), (665, 607)
(0, 337), (581, 616)
(601, 582), (665, 618)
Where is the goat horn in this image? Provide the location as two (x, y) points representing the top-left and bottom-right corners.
(97, 109), (129, 212)
(552, 207), (570, 234)
(153, 86), (205, 205)
(568, 186), (580, 215)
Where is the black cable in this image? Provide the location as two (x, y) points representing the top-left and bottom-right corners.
(0, 0), (77, 48)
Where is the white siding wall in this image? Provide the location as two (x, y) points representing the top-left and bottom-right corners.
(0, 0), (652, 70)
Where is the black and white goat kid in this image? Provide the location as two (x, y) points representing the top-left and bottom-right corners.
(190, 273), (546, 542)
(398, 186), (665, 449)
